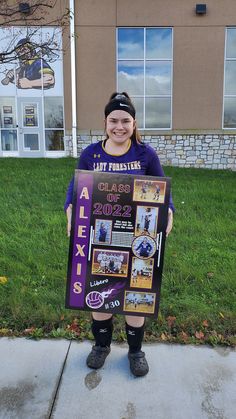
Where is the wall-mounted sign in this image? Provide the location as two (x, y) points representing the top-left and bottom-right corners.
(3, 116), (13, 126)
(23, 104), (38, 127)
(3, 106), (12, 113)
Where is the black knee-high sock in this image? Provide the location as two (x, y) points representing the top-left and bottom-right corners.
(92, 318), (113, 348)
(125, 322), (145, 353)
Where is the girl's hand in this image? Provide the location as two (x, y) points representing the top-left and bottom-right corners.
(66, 204), (72, 237)
(166, 208), (173, 237)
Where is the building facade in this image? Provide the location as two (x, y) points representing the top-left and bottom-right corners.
(0, 0), (236, 169)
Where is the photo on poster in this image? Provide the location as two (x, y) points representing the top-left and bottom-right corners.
(132, 235), (156, 259)
(133, 179), (166, 204)
(92, 249), (129, 277)
(135, 206), (158, 238)
(93, 219), (112, 245)
(130, 257), (154, 289)
(124, 291), (156, 314)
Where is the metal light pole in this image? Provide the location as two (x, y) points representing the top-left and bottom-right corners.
(70, 0), (77, 157)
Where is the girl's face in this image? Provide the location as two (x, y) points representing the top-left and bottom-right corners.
(105, 110), (135, 145)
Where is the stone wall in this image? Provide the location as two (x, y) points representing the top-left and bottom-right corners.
(65, 133), (236, 170)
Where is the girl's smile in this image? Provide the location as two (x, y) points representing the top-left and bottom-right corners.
(105, 110), (135, 146)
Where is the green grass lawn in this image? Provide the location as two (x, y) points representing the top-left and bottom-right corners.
(0, 158), (235, 345)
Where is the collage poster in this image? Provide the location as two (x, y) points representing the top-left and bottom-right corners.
(66, 170), (171, 318)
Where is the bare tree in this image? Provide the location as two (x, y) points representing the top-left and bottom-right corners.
(0, 0), (71, 65)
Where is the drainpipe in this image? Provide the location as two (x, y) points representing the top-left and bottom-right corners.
(70, 0), (77, 157)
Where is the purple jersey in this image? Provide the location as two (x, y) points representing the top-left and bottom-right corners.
(64, 140), (175, 212)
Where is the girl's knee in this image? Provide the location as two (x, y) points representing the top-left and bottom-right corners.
(92, 312), (113, 321)
(125, 315), (145, 327)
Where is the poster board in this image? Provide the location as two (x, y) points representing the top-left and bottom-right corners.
(66, 170), (171, 318)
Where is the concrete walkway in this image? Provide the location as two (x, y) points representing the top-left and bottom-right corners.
(0, 338), (235, 419)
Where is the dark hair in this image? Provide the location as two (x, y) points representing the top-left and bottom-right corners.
(105, 92), (142, 144)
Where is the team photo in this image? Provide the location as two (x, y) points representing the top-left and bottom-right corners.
(91, 249), (129, 277)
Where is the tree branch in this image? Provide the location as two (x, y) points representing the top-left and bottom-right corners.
(0, 1), (71, 65)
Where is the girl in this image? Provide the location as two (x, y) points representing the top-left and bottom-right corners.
(135, 237), (153, 258)
(65, 92), (174, 377)
(98, 222), (107, 243)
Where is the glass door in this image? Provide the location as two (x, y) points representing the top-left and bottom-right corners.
(17, 97), (44, 157)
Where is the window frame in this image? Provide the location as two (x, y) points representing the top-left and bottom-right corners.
(223, 27), (236, 129)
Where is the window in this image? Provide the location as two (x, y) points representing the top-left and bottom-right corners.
(24, 134), (39, 151)
(0, 97), (17, 151)
(44, 97), (64, 150)
(117, 28), (173, 129)
(223, 28), (236, 128)
(1, 130), (17, 151)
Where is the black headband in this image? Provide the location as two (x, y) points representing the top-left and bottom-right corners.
(104, 94), (136, 118)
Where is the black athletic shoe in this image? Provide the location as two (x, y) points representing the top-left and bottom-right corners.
(128, 350), (149, 377)
(86, 345), (111, 369)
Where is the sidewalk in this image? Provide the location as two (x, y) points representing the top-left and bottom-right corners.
(0, 338), (235, 419)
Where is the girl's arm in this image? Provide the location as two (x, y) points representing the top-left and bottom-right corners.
(64, 145), (92, 211)
(146, 146), (175, 236)
(64, 148), (90, 236)
(146, 146), (175, 213)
